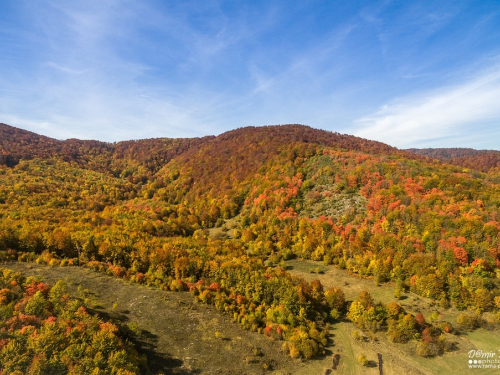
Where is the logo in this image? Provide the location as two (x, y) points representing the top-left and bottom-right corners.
(467, 350), (500, 369)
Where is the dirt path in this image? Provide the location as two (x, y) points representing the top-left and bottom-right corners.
(286, 259), (500, 375)
(5, 262), (306, 375)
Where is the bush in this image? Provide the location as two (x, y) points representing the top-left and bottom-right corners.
(330, 308), (341, 321)
(387, 314), (418, 343)
(437, 321), (454, 334)
(18, 252), (37, 262)
(24, 291), (48, 316)
(324, 287), (346, 313)
(358, 354), (369, 366)
(456, 313), (482, 331)
(352, 330), (364, 341)
(284, 326), (323, 359)
(338, 258), (346, 269)
(0, 288), (13, 305)
(416, 341), (442, 357)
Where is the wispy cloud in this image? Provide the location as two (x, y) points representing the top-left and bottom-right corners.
(248, 22), (355, 96)
(46, 62), (88, 75)
(1, 1), (500, 147)
(350, 63), (500, 148)
(0, 0), (228, 140)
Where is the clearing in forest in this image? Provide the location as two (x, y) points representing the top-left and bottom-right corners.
(5, 262), (305, 375)
(287, 259), (500, 375)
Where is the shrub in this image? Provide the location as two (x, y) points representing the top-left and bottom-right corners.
(416, 341), (442, 357)
(18, 252), (37, 263)
(394, 287), (402, 299)
(198, 289), (213, 304)
(324, 287), (346, 313)
(352, 330), (364, 341)
(358, 355), (368, 366)
(330, 308), (341, 321)
(347, 301), (364, 324)
(386, 302), (403, 320)
(456, 313), (482, 331)
(24, 291), (48, 316)
(0, 288), (12, 305)
(437, 321), (454, 334)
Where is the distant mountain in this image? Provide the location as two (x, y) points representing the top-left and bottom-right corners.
(406, 147), (500, 172)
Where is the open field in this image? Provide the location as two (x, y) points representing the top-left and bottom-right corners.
(286, 259), (473, 320)
(5, 259), (500, 374)
(287, 259), (500, 375)
(4, 262), (303, 375)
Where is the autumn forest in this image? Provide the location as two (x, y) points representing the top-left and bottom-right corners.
(1, 123), (500, 374)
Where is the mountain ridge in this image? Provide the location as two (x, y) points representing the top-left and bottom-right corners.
(1, 122), (424, 169)
(405, 147), (500, 172)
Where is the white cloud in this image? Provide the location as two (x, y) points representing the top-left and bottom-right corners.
(46, 62), (88, 75)
(3, 1), (500, 147)
(350, 64), (500, 148)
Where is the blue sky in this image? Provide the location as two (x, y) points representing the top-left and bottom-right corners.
(1, 0), (499, 149)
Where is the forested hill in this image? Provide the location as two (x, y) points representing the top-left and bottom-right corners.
(0, 122), (212, 174)
(2, 122), (500, 361)
(1, 122), (430, 181)
(406, 147), (500, 173)
(1, 122), (417, 171)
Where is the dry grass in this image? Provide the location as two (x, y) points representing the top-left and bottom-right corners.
(6, 262), (304, 375)
(287, 258), (500, 375)
(7, 259), (500, 374)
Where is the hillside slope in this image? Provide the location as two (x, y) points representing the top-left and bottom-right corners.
(2, 122), (500, 365)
